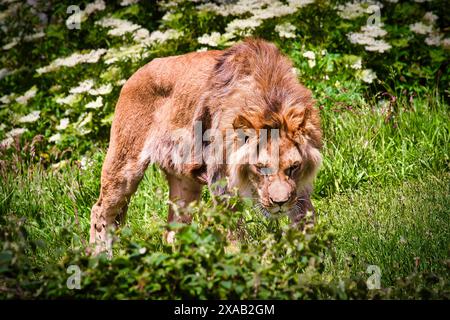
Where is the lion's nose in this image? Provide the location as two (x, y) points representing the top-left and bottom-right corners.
(268, 181), (291, 206)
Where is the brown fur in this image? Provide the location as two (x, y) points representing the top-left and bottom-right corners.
(90, 39), (322, 255)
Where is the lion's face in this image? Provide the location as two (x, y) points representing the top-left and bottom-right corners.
(243, 133), (321, 218)
(227, 104), (322, 219)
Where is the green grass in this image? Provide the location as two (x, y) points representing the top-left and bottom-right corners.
(0, 97), (448, 298)
(316, 98), (450, 196)
(319, 173), (450, 285)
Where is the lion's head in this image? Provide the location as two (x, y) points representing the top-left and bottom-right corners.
(226, 105), (322, 219)
(205, 39), (322, 219)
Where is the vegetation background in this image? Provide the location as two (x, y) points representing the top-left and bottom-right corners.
(0, 0), (449, 299)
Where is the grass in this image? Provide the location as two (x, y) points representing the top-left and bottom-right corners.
(319, 173), (450, 285)
(0, 96), (448, 298)
(315, 97), (450, 196)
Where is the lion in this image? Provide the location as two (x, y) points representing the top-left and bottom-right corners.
(89, 39), (322, 255)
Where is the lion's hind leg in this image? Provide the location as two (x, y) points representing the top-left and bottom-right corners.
(89, 148), (147, 257)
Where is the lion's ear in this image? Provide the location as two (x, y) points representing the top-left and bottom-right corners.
(233, 114), (254, 129)
(284, 107), (310, 142)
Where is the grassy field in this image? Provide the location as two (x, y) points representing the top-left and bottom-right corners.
(0, 0), (449, 299)
(1, 97), (448, 298)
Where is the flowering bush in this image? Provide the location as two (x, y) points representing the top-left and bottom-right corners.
(0, 0), (448, 164)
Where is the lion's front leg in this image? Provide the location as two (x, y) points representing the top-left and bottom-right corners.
(164, 171), (203, 244)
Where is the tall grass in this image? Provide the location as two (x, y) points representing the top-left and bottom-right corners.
(316, 97), (450, 196)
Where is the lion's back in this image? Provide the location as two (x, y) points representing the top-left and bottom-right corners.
(116, 50), (221, 122)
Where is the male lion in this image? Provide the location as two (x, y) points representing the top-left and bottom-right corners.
(90, 39), (322, 255)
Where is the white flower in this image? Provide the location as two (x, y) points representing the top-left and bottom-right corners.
(37, 49), (107, 74)
(198, 32), (222, 47)
(196, 0), (313, 41)
(442, 38), (450, 49)
(0, 93), (14, 105)
(0, 30), (42, 51)
(1, 127), (27, 147)
(303, 51), (316, 68)
(2, 39), (18, 50)
(275, 22), (296, 39)
(133, 28), (150, 43)
(85, 96), (103, 109)
(70, 79), (95, 94)
(288, 0), (315, 9)
(409, 22), (432, 35)
(337, 1), (380, 20)
(302, 50), (315, 60)
(96, 17), (141, 37)
(348, 23), (391, 53)
(196, 47), (208, 52)
(103, 44), (146, 65)
(116, 79), (127, 86)
(425, 33), (443, 46)
(88, 83), (113, 95)
(24, 31), (45, 41)
(120, 0), (140, 6)
(409, 15), (445, 47)
(118, 23), (183, 46)
(49, 133), (62, 143)
(18, 110), (40, 123)
(197, 0), (313, 17)
(423, 12), (438, 25)
(79, 156), (93, 170)
(0, 68), (11, 80)
(85, 0), (106, 14)
(56, 93), (80, 106)
(348, 32), (371, 45)
(56, 118), (70, 131)
(6, 128), (27, 137)
(253, 2), (297, 20)
(197, 0), (271, 17)
(16, 86), (37, 105)
(360, 69), (377, 83)
(0, 137), (14, 148)
(148, 29), (183, 44)
(360, 25), (387, 37)
(225, 17), (262, 38)
(364, 39), (391, 52)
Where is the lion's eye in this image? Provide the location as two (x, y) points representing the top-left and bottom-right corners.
(285, 163), (301, 177)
